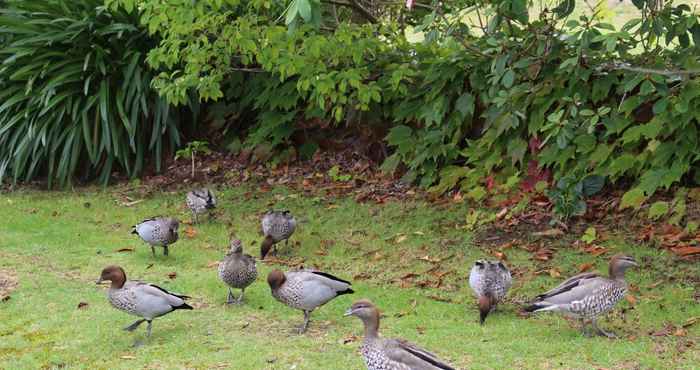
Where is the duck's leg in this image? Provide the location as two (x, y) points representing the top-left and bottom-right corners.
(151, 246), (156, 257)
(146, 320), (153, 338)
(124, 319), (146, 332)
(163, 245), (169, 256)
(236, 288), (245, 304)
(298, 310), (311, 334)
(193, 211), (198, 225)
(592, 318), (617, 338)
(580, 319), (592, 337)
(226, 288), (235, 305)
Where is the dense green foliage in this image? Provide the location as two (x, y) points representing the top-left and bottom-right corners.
(103, 0), (700, 209)
(0, 0), (197, 187)
(2, 0), (700, 206)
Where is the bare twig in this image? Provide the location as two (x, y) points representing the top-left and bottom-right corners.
(322, 0), (378, 23)
(602, 62), (700, 77)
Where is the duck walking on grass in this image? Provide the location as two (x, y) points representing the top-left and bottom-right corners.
(267, 269), (353, 334)
(219, 237), (257, 305)
(96, 265), (192, 344)
(345, 299), (456, 370)
(468, 259), (512, 325)
(186, 188), (216, 224)
(132, 217), (179, 257)
(524, 254), (638, 338)
(260, 210), (296, 259)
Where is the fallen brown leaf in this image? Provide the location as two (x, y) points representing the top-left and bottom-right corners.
(578, 263), (594, 273)
(395, 235), (408, 243)
(120, 355), (136, 360)
(549, 268), (561, 278)
(77, 302), (89, 309)
(206, 261), (220, 268)
(493, 251), (507, 260)
(625, 295), (637, 305)
(116, 247), (134, 253)
(495, 207), (508, 220)
(342, 334), (358, 344)
(671, 246), (700, 256)
(167, 272), (177, 279)
(683, 317), (699, 328)
(184, 227), (197, 238)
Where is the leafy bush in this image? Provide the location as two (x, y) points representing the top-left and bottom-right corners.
(0, 0), (196, 187)
(107, 0), (700, 211)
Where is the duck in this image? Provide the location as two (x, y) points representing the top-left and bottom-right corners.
(218, 236), (257, 305)
(267, 269), (353, 334)
(96, 265), (192, 342)
(260, 210), (296, 259)
(345, 299), (456, 370)
(524, 254), (638, 337)
(186, 188), (216, 224)
(132, 217), (179, 256)
(468, 259), (512, 324)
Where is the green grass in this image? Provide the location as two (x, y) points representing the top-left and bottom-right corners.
(1, 185), (698, 369)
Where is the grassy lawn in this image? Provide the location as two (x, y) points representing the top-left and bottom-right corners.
(1, 185), (698, 369)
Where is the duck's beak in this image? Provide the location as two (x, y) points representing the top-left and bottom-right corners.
(95, 278), (103, 285)
(343, 308), (354, 317)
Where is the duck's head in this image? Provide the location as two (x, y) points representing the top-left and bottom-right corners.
(267, 269), (286, 290)
(228, 237), (243, 255)
(609, 254), (638, 279)
(96, 265), (126, 288)
(344, 299), (379, 320)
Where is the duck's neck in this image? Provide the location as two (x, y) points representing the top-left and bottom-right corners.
(609, 265), (626, 281)
(362, 313), (380, 341)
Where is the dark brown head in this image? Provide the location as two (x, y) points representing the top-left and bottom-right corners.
(478, 294), (495, 325)
(260, 235), (274, 259)
(267, 269), (286, 290)
(609, 254), (638, 279)
(96, 265), (127, 288)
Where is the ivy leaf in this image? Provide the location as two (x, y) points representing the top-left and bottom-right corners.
(455, 93), (475, 117)
(553, 0), (576, 18)
(502, 69), (515, 88)
(582, 175), (605, 196)
(639, 80), (655, 95)
(648, 201), (669, 220)
(620, 188), (647, 210)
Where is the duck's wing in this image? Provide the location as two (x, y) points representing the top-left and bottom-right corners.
(384, 338), (456, 370)
(534, 272), (601, 301)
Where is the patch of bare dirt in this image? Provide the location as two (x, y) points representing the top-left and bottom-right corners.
(0, 269), (18, 301)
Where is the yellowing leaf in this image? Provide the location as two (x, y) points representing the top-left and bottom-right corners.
(648, 201), (669, 220)
(620, 188), (647, 210)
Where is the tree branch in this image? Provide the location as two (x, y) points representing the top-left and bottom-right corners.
(322, 0), (378, 23)
(601, 62), (700, 77)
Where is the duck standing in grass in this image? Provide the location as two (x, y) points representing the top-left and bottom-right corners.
(524, 254), (638, 338)
(96, 265), (192, 344)
(345, 299), (456, 370)
(218, 236), (257, 305)
(468, 259), (512, 325)
(260, 210), (296, 259)
(132, 217), (179, 257)
(186, 188), (216, 224)
(267, 269), (353, 334)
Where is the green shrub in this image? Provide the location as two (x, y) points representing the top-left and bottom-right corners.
(0, 0), (196, 187)
(106, 0), (700, 208)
